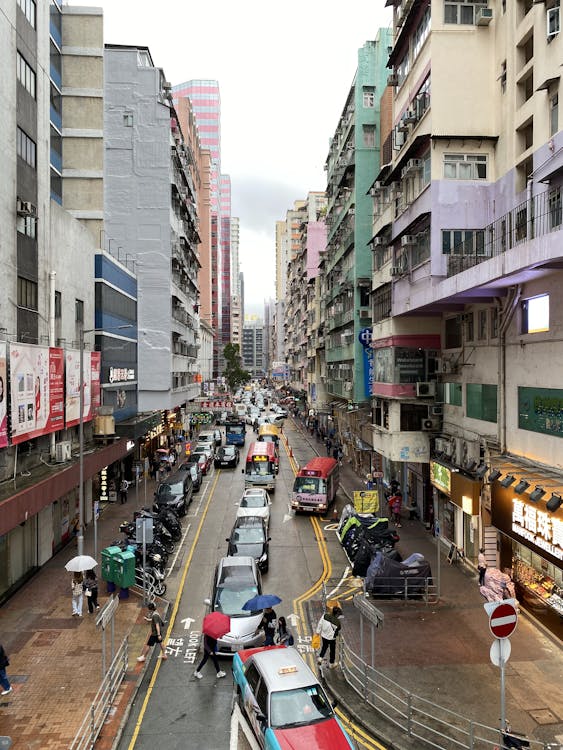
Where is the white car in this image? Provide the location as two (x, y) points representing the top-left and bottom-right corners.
(236, 490), (272, 529)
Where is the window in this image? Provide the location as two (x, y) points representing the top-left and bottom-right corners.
(550, 93), (558, 137)
(500, 61), (507, 94)
(397, 53), (410, 87)
(17, 277), (38, 310)
(466, 384), (497, 422)
(17, 127), (36, 169)
(444, 154), (487, 180)
(444, 1), (487, 25)
(17, 213), (37, 238)
(444, 317), (462, 349)
(465, 312), (474, 342)
(521, 294), (549, 334)
(547, 4), (560, 39)
(549, 188), (562, 229)
(445, 382), (462, 406)
(490, 307), (499, 339)
(413, 7), (431, 58)
(363, 125), (376, 148)
(17, 0), (36, 27)
(54, 291), (62, 319)
(123, 113), (134, 127)
(17, 52), (36, 98)
(442, 230), (486, 255)
(363, 87), (375, 108)
(478, 309), (488, 340)
(75, 299), (84, 325)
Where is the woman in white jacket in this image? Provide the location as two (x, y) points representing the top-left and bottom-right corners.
(315, 606), (342, 668)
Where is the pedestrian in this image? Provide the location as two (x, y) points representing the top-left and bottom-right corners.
(137, 602), (168, 662)
(83, 569), (100, 613)
(275, 616), (294, 646)
(315, 605), (342, 669)
(325, 437), (332, 456)
(254, 606), (277, 646)
(119, 478), (129, 504)
(478, 547), (487, 586)
(337, 446), (343, 465)
(0, 643), (13, 696)
(71, 572), (84, 617)
(391, 491), (403, 527)
(193, 635), (226, 680)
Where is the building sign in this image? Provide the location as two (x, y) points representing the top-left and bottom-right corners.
(65, 350), (102, 428)
(518, 386), (563, 438)
(9, 344), (65, 444)
(430, 460), (451, 494)
(0, 342), (7, 448)
(394, 348), (425, 383)
(512, 498), (563, 561)
(200, 400), (232, 408)
(108, 366), (135, 383)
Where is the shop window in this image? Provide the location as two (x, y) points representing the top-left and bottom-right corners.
(466, 383), (497, 422)
(445, 382), (462, 406)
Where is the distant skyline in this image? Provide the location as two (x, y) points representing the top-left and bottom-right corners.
(69, 0), (392, 311)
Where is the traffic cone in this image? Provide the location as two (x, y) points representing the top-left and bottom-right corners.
(289, 445), (293, 457)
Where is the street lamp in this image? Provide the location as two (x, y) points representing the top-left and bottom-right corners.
(77, 324), (133, 558)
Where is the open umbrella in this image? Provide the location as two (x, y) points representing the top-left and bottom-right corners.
(65, 555), (98, 572)
(202, 611), (231, 640)
(242, 594), (282, 611)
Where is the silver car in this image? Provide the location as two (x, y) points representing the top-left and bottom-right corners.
(205, 556), (265, 656)
(236, 490), (271, 529)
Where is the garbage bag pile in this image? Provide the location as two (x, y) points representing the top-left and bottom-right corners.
(480, 567), (516, 603)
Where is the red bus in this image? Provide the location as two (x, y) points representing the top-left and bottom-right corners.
(243, 441), (277, 493)
(291, 457), (340, 513)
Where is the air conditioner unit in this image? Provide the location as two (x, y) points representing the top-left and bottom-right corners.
(359, 308), (371, 318)
(416, 382), (436, 397)
(344, 381), (353, 392)
(55, 441), (72, 463)
(401, 235), (415, 247)
(403, 108), (417, 124)
(17, 200), (35, 216)
(476, 7), (493, 25)
(431, 405), (443, 416)
(406, 158), (423, 171)
(390, 266), (402, 276)
(421, 418), (440, 431)
(387, 74), (399, 87)
(373, 237), (384, 246)
(442, 359), (457, 374)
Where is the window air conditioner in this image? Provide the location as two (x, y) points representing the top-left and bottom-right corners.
(373, 237), (384, 246)
(359, 308), (371, 318)
(406, 158), (423, 171)
(403, 108), (417, 124)
(421, 417), (440, 431)
(55, 441), (72, 463)
(387, 74), (399, 87)
(416, 382), (436, 397)
(401, 235), (415, 247)
(476, 7), (493, 26)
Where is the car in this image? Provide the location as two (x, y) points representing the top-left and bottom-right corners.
(196, 433), (216, 455)
(266, 414), (285, 427)
(213, 428), (222, 447)
(215, 444), (240, 468)
(218, 411), (228, 426)
(205, 556), (265, 655)
(179, 460), (202, 491)
(233, 646), (354, 749)
(236, 490), (271, 529)
(226, 516), (271, 573)
(153, 469), (193, 516)
(190, 447), (213, 474)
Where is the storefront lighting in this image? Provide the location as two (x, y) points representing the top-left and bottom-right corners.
(499, 474), (516, 488)
(546, 493), (563, 512)
(465, 459), (478, 472)
(514, 479), (530, 495)
(488, 469), (502, 482)
(529, 486), (546, 502)
(475, 463), (489, 479)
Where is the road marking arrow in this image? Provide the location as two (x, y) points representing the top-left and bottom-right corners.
(286, 613), (301, 626)
(180, 617), (195, 630)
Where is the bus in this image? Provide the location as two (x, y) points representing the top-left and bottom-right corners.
(291, 457), (340, 513)
(256, 424), (280, 473)
(243, 441), (277, 493)
(226, 418), (246, 447)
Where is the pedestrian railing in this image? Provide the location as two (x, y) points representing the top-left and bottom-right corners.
(69, 636), (129, 750)
(338, 637), (554, 750)
(362, 575), (439, 604)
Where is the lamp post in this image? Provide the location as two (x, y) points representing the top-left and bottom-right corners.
(77, 324), (133, 558)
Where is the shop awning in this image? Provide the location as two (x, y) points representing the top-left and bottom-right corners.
(115, 411), (163, 440)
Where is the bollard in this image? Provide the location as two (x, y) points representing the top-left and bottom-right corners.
(289, 446), (293, 457)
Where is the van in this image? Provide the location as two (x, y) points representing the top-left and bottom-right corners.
(153, 469), (193, 516)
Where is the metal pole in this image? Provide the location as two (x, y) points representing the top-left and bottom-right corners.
(435, 519), (441, 600)
(499, 640), (506, 736)
(142, 520), (147, 605)
(94, 500), (98, 560)
(101, 626), (106, 676)
(77, 325), (85, 557)
(370, 621), (375, 669)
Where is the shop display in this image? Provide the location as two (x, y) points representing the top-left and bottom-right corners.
(513, 556), (563, 615)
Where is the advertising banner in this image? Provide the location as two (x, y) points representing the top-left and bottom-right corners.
(0, 343), (7, 448)
(65, 349), (102, 428)
(9, 344), (65, 444)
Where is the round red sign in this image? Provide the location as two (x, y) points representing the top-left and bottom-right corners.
(489, 602), (518, 639)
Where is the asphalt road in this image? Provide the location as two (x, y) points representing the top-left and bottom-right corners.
(116, 418), (366, 750)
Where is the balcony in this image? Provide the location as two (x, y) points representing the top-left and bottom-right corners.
(369, 424), (430, 463)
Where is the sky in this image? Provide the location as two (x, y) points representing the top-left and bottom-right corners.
(69, 0), (392, 315)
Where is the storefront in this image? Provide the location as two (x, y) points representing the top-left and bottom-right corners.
(491, 482), (563, 640)
(430, 460), (481, 562)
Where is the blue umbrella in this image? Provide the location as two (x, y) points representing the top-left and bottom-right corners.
(242, 594), (282, 611)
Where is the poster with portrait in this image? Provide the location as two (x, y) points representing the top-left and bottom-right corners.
(0, 342), (7, 448)
(9, 343), (64, 444)
(65, 349), (102, 428)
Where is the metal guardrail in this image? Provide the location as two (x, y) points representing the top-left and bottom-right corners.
(69, 636), (129, 750)
(363, 575), (439, 604)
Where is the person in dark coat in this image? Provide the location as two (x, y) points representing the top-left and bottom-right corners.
(193, 635), (226, 680)
(0, 643), (12, 695)
(83, 569), (100, 613)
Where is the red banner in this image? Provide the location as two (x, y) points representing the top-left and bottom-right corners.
(0, 343), (7, 448)
(65, 350), (102, 428)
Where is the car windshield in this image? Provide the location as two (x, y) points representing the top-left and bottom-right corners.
(241, 496), (265, 508)
(270, 686), (333, 729)
(232, 527), (265, 544)
(293, 477), (323, 494)
(214, 584), (259, 616)
(223, 447), (236, 456)
(157, 481), (183, 496)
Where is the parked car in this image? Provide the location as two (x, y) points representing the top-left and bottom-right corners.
(205, 556), (264, 655)
(196, 433), (216, 455)
(226, 516), (270, 573)
(236, 490), (271, 529)
(215, 444), (240, 468)
(179, 460), (202, 491)
(233, 646), (354, 749)
(153, 469), (193, 516)
(190, 447), (213, 475)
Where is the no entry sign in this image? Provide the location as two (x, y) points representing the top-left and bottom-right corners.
(488, 601), (518, 639)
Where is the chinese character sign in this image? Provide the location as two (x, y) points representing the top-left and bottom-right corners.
(0, 343), (7, 448)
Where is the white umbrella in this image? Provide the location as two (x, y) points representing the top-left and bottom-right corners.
(65, 555), (98, 572)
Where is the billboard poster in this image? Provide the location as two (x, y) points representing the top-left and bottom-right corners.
(65, 349), (102, 428)
(0, 343), (7, 448)
(9, 344), (65, 444)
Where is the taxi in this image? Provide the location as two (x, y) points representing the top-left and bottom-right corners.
(232, 645), (354, 749)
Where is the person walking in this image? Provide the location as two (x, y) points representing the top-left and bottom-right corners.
(71, 572), (84, 617)
(0, 643), (12, 696)
(83, 569), (100, 613)
(275, 616), (294, 646)
(119, 478), (129, 504)
(193, 635), (226, 680)
(254, 606), (277, 646)
(391, 491), (403, 527)
(316, 605), (342, 669)
(137, 602), (168, 662)
(478, 547), (488, 586)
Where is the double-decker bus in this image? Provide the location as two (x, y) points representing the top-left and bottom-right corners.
(243, 441), (277, 492)
(226, 417), (246, 447)
(291, 457), (340, 513)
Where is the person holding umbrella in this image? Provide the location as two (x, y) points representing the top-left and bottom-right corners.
(255, 606), (278, 646)
(194, 612), (229, 680)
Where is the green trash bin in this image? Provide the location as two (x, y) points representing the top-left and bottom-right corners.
(101, 545), (122, 583)
(115, 549), (136, 589)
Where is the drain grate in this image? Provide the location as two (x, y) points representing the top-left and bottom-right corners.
(529, 708), (559, 725)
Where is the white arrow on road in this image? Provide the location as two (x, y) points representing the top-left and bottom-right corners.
(283, 513), (294, 523)
(286, 613), (301, 626)
(180, 617), (195, 630)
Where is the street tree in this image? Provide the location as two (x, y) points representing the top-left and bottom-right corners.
(223, 343), (251, 392)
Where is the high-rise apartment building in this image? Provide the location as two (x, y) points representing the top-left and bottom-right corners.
(242, 316), (264, 377)
(230, 217), (242, 347)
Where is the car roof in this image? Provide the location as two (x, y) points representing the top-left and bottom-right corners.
(250, 647), (319, 691)
(233, 516), (265, 528)
(217, 556), (257, 583)
(159, 469), (189, 484)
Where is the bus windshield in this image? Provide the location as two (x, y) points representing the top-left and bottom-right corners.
(251, 458), (272, 476)
(293, 476), (325, 494)
(226, 423), (245, 434)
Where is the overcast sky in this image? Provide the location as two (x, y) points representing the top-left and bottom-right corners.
(70, 0), (392, 315)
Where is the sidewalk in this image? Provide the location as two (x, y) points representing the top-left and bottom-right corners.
(294, 422), (563, 749)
